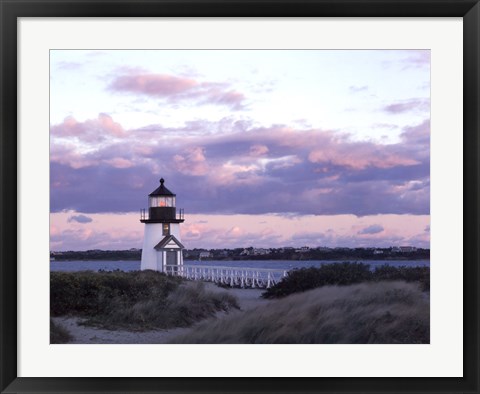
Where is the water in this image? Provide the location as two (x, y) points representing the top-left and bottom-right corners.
(50, 259), (430, 272)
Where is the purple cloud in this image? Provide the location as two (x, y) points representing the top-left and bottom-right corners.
(108, 73), (246, 110)
(67, 214), (93, 224)
(290, 230), (409, 248)
(50, 118), (430, 217)
(402, 50), (430, 69)
(383, 98), (430, 114)
(358, 224), (384, 235)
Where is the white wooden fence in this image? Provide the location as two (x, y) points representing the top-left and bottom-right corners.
(165, 264), (287, 288)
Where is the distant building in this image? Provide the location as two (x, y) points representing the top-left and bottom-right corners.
(253, 248), (270, 255)
(295, 246), (310, 253)
(199, 251), (211, 259)
(391, 246), (417, 253)
(373, 249), (384, 255)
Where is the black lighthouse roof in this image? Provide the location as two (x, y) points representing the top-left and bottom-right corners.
(149, 178), (176, 197)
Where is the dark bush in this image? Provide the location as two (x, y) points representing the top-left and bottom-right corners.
(262, 262), (430, 298)
(262, 262), (372, 298)
(50, 270), (181, 317)
(50, 270), (238, 330)
(372, 265), (430, 291)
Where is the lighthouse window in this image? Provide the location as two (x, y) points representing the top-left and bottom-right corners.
(163, 223), (170, 236)
(149, 196), (176, 207)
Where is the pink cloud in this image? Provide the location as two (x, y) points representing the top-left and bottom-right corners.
(179, 221), (284, 249)
(224, 226), (244, 238)
(133, 145), (155, 157)
(50, 142), (137, 170)
(104, 157), (134, 169)
(173, 147), (209, 176)
(50, 227), (142, 251)
(110, 73), (197, 96)
(50, 113), (126, 142)
(50, 144), (99, 169)
(50, 210), (429, 251)
(97, 113), (125, 137)
(208, 161), (263, 187)
(50, 224), (60, 236)
(250, 144), (269, 156)
(108, 73), (245, 110)
(199, 86), (245, 109)
(181, 223), (208, 240)
(308, 141), (420, 170)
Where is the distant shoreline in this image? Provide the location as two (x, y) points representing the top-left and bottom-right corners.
(51, 257), (430, 262)
(50, 248), (430, 262)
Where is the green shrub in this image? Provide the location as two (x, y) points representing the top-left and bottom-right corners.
(263, 263), (430, 298)
(50, 271), (238, 330)
(263, 262), (372, 298)
(82, 281), (239, 330)
(50, 270), (181, 316)
(373, 265), (430, 291)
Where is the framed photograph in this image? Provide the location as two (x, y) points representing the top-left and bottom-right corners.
(1, 0), (479, 393)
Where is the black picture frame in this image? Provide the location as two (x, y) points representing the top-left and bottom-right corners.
(1, 1), (479, 393)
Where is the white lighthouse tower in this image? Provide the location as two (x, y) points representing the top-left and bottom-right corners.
(140, 178), (185, 272)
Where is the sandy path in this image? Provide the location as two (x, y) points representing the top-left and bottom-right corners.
(52, 282), (269, 344)
(52, 316), (193, 344)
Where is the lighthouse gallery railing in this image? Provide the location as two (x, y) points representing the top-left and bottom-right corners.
(140, 208), (184, 221)
(164, 264), (287, 288)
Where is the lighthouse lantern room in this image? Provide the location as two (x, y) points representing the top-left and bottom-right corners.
(140, 178), (185, 272)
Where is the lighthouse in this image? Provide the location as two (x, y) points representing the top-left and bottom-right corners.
(140, 178), (185, 272)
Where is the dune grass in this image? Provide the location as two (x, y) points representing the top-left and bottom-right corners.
(50, 319), (73, 344)
(51, 270), (239, 330)
(263, 262), (430, 298)
(170, 281), (429, 344)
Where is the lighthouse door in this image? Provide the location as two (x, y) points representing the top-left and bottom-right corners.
(166, 250), (178, 267)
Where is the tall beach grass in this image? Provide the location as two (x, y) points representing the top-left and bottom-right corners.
(170, 281), (429, 344)
(50, 319), (73, 344)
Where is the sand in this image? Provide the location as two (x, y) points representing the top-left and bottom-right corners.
(52, 282), (269, 344)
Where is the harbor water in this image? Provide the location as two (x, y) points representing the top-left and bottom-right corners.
(50, 259), (429, 272)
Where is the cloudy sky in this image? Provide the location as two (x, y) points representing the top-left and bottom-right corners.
(50, 50), (430, 251)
